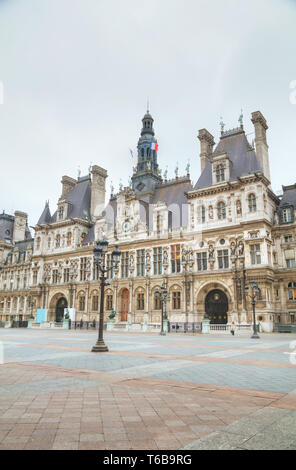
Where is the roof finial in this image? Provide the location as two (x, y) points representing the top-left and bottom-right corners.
(220, 116), (225, 134)
(239, 109), (244, 128)
(147, 97), (150, 113)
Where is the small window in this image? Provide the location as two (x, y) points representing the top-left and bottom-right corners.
(284, 235), (293, 243)
(216, 164), (225, 183)
(248, 194), (257, 213)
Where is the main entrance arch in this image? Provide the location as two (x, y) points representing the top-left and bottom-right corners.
(205, 289), (228, 324)
(56, 297), (68, 322)
(121, 289), (129, 322)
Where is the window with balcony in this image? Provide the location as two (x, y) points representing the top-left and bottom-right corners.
(121, 252), (129, 278)
(171, 245), (181, 273)
(153, 247), (163, 275)
(136, 250), (146, 277)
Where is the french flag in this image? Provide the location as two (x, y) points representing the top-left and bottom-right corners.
(150, 142), (159, 151)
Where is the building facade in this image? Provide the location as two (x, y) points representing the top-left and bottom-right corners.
(0, 109), (296, 332)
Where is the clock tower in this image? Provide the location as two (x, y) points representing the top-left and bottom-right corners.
(131, 109), (162, 196)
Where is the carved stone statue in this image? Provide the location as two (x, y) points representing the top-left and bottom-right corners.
(238, 241), (244, 257)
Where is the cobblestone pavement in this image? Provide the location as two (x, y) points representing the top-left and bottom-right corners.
(0, 329), (295, 450)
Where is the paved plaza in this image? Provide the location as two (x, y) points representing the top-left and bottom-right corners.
(0, 329), (295, 450)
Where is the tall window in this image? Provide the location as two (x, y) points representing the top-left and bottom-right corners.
(288, 282), (296, 301)
(121, 252), (129, 278)
(137, 293), (145, 310)
(106, 254), (114, 280)
(171, 245), (181, 273)
(154, 292), (161, 310)
(67, 232), (72, 247)
(172, 291), (181, 310)
(197, 206), (206, 224)
(248, 194), (257, 213)
(47, 237), (51, 249)
(217, 202), (226, 220)
(36, 237), (41, 250)
(106, 295), (113, 311)
(216, 164), (225, 183)
(197, 252), (208, 271)
(63, 268), (70, 283)
(137, 250), (146, 277)
(287, 258), (296, 268)
(58, 206), (64, 220)
(80, 258), (88, 281)
(79, 295), (85, 311)
(92, 295), (99, 311)
(250, 245), (261, 265)
(153, 248), (163, 275)
(218, 250), (229, 269)
(282, 208), (292, 223)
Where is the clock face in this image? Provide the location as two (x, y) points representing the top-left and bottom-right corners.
(122, 220), (130, 232)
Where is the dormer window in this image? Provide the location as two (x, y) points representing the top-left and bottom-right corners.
(248, 194), (257, 213)
(58, 206), (64, 220)
(217, 201), (226, 220)
(282, 208), (292, 223)
(216, 164), (225, 183)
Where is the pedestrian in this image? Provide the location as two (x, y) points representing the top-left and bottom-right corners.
(231, 322), (235, 336)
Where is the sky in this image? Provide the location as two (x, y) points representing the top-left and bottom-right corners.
(0, 0), (295, 227)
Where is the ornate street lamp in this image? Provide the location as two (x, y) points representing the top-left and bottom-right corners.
(91, 239), (121, 353)
(245, 280), (260, 339)
(155, 285), (170, 336)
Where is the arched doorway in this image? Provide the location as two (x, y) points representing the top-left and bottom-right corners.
(56, 297), (68, 322)
(121, 289), (129, 322)
(205, 289), (228, 324)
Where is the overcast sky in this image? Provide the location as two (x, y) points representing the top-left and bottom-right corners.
(0, 0), (295, 227)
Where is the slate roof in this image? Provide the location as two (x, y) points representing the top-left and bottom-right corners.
(279, 184), (296, 209)
(0, 213), (14, 243)
(37, 176), (92, 225)
(194, 129), (262, 190)
(0, 213), (32, 244)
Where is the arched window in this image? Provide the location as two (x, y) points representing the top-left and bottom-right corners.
(154, 292), (161, 310)
(47, 237), (51, 249)
(141, 148), (144, 158)
(288, 282), (296, 301)
(217, 202), (226, 220)
(216, 164), (225, 183)
(248, 194), (257, 213)
(146, 147), (150, 157)
(79, 295), (85, 311)
(137, 293), (145, 310)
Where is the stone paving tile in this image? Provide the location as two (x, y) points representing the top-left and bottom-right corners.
(0, 329), (296, 450)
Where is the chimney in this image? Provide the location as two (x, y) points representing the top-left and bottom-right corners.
(61, 176), (77, 198)
(198, 129), (215, 172)
(13, 211), (27, 243)
(251, 111), (271, 182)
(90, 165), (108, 220)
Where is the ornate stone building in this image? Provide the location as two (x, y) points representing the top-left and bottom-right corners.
(0, 109), (295, 332)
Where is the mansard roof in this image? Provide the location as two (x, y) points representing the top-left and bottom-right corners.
(37, 176), (92, 225)
(194, 128), (262, 190)
(0, 212), (32, 243)
(279, 184), (296, 209)
(0, 213), (14, 243)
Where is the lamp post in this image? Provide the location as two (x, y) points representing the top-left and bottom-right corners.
(91, 238), (121, 353)
(155, 285), (169, 336)
(181, 247), (194, 332)
(244, 280), (260, 339)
